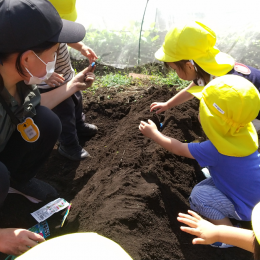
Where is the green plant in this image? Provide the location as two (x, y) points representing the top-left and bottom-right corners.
(85, 73), (133, 95)
(94, 73), (133, 88)
(70, 22), (162, 66)
(150, 71), (190, 89)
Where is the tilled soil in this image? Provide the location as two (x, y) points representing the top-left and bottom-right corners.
(0, 85), (252, 260)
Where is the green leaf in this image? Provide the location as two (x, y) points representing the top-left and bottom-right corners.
(143, 31), (150, 38)
(150, 22), (155, 29)
(151, 35), (159, 42)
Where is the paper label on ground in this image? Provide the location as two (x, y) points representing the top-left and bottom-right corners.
(31, 198), (69, 223)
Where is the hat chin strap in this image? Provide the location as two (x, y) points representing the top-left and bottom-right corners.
(189, 59), (198, 72)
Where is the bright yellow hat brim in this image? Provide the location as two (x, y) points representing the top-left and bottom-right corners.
(195, 51), (235, 77)
(252, 202), (260, 245)
(16, 233), (133, 260)
(155, 46), (172, 63)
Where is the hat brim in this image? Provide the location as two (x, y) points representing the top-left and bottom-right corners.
(155, 47), (176, 62)
(252, 202), (260, 244)
(16, 233), (133, 260)
(195, 51), (235, 76)
(49, 19), (85, 43)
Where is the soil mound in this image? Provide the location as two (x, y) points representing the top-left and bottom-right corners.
(0, 86), (251, 260)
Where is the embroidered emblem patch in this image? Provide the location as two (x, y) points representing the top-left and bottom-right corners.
(234, 62), (251, 75)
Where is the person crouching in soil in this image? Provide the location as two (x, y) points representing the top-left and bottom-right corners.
(0, 0), (95, 256)
(38, 0), (99, 161)
(139, 75), (260, 247)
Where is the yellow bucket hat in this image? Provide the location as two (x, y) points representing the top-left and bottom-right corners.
(252, 202), (260, 245)
(187, 75), (260, 157)
(49, 0), (77, 22)
(16, 233), (133, 260)
(155, 21), (234, 76)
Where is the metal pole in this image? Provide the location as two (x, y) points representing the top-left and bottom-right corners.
(138, 0), (149, 65)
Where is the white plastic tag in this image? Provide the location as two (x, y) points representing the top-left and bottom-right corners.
(213, 103), (225, 114)
(24, 125), (37, 139)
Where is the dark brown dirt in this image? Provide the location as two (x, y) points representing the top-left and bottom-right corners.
(0, 85), (252, 260)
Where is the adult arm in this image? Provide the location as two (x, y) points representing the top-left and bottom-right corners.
(139, 119), (194, 159)
(150, 81), (196, 114)
(0, 228), (45, 256)
(40, 65), (95, 109)
(177, 210), (254, 252)
(68, 42), (98, 63)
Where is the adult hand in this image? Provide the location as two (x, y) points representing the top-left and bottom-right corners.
(150, 102), (169, 114)
(45, 72), (65, 88)
(80, 45), (98, 64)
(139, 119), (159, 139)
(0, 228), (45, 256)
(70, 64), (96, 90)
(177, 210), (219, 245)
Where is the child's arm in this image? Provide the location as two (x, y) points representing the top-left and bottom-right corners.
(44, 72), (65, 87)
(177, 210), (254, 252)
(150, 81), (196, 114)
(139, 119), (194, 158)
(68, 42), (98, 63)
(41, 64), (95, 109)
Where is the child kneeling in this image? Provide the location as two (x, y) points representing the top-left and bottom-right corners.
(139, 75), (260, 229)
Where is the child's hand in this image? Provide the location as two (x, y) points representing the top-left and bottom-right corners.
(70, 64), (96, 90)
(150, 102), (169, 114)
(81, 45), (98, 64)
(45, 72), (65, 88)
(177, 210), (219, 245)
(139, 119), (159, 139)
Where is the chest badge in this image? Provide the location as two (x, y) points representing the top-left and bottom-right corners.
(17, 117), (40, 142)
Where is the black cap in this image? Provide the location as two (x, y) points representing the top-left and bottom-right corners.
(0, 0), (86, 53)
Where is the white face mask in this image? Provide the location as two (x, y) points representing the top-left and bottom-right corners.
(24, 51), (56, 85)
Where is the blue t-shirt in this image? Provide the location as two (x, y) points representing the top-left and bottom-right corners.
(188, 140), (260, 221)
